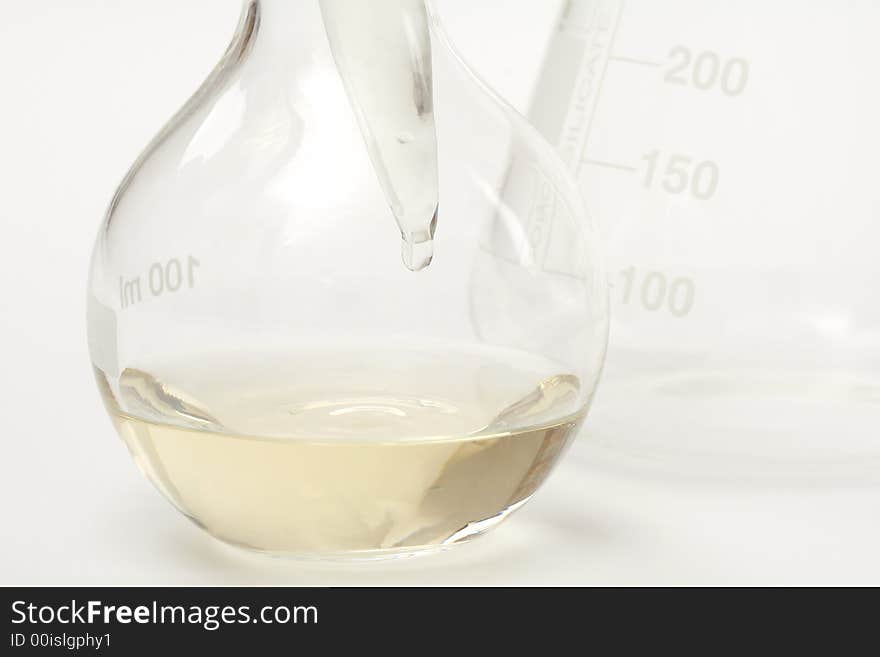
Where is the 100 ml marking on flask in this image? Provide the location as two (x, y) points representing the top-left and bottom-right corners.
(120, 255), (200, 309)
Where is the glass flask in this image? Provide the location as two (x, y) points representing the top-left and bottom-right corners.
(86, 0), (608, 557)
(522, 0), (880, 477)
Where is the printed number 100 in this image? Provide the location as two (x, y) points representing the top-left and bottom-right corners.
(620, 267), (695, 318)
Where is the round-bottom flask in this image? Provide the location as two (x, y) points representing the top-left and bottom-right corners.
(87, 0), (607, 557)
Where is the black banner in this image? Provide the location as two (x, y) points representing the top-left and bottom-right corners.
(1, 586), (859, 653)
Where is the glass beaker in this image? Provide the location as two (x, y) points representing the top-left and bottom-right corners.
(86, 0), (608, 557)
(525, 0), (880, 477)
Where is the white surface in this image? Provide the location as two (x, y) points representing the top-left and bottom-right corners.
(1, 0), (879, 586)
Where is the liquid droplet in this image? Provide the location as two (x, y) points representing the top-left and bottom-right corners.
(402, 237), (434, 272)
(401, 206), (438, 272)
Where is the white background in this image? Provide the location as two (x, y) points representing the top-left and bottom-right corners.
(1, 0), (879, 585)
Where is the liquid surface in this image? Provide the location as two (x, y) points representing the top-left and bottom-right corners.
(99, 346), (585, 555)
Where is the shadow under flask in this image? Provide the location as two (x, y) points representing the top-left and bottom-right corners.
(87, 0), (608, 558)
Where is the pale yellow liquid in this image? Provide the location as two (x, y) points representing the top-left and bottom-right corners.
(98, 346), (585, 556)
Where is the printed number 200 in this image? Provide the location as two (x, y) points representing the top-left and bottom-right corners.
(665, 47), (750, 96)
